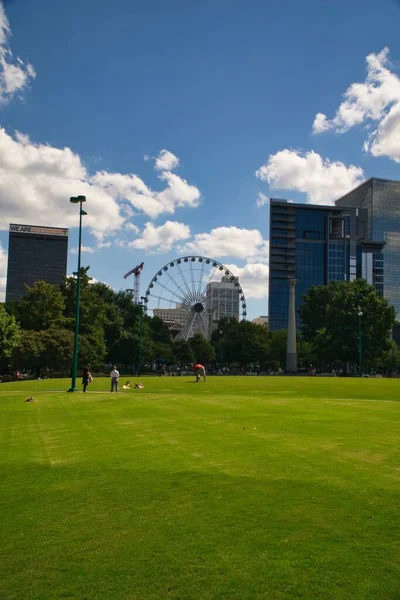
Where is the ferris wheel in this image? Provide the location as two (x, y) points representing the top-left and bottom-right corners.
(144, 256), (247, 341)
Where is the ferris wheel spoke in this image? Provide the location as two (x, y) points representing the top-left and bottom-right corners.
(176, 262), (193, 299)
(196, 260), (206, 297)
(156, 279), (192, 308)
(188, 260), (197, 296)
(199, 312), (209, 338)
(164, 270), (194, 306)
(148, 292), (187, 307)
(178, 310), (195, 341)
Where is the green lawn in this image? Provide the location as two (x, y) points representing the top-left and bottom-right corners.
(0, 376), (399, 600)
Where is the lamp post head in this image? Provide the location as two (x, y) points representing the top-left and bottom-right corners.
(77, 195), (87, 203)
(70, 197), (79, 204)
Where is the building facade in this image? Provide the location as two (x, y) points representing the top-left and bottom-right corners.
(206, 276), (240, 321)
(336, 178), (400, 319)
(268, 200), (384, 331)
(153, 305), (188, 325)
(5, 224), (69, 303)
(252, 316), (268, 327)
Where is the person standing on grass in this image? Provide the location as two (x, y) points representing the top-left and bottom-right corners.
(194, 363), (206, 382)
(110, 366), (119, 392)
(82, 365), (91, 393)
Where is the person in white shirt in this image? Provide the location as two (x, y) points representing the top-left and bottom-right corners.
(110, 366), (119, 392)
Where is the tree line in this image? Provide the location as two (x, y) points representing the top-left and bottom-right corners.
(0, 269), (398, 376)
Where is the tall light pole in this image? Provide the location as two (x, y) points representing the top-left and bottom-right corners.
(358, 307), (363, 378)
(137, 296), (146, 377)
(68, 195), (87, 392)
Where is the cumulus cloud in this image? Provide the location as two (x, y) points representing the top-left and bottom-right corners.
(180, 226), (269, 263)
(124, 223), (140, 234)
(223, 263), (268, 300)
(92, 168), (200, 219)
(0, 3), (36, 106)
(155, 149), (180, 171)
(256, 192), (269, 207)
(70, 245), (95, 254)
(312, 47), (400, 162)
(0, 242), (7, 301)
(0, 129), (201, 237)
(312, 113), (332, 134)
(256, 149), (364, 205)
(129, 221), (191, 253)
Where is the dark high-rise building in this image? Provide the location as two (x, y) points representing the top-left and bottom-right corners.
(336, 178), (400, 319)
(268, 200), (384, 331)
(5, 223), (69, 302)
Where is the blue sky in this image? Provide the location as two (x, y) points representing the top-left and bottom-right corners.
(1, 0), (400, 318)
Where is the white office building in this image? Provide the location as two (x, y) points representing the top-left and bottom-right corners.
(206, 276), (240, 321)
(153, 304), (188, 325)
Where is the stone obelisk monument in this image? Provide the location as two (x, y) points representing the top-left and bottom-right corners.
(286, 278), (297, 373)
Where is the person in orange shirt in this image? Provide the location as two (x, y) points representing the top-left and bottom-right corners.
(194, 363), (206, 382)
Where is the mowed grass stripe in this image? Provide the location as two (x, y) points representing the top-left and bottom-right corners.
(0, 377), (399, 600)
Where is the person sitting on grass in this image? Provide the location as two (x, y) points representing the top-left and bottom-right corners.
(134, 382), (144, 389)
(122, 381), (131, 389)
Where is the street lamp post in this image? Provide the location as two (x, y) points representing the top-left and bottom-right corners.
(358, 308), (363, 378)
(67, 195), (87, 392)
(137, 297), (146, 377)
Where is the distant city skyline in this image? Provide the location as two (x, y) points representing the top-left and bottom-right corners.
(2, 1), (400, 319)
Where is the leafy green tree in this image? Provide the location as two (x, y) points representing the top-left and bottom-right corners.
(299, 279), (396, 368)
(173, 340), (195, 365)
(12, 330), (42, 371)
(0, 304), (21, 361)
(190, 334), (216, 364)
(216, 320), (268, 368)
(375, 341), (400, 374)
(79, 330), (107, 370)
(266, 330), (287, 369)
(39, 329), (74, 373)
(10, 281), (66, 331)
(148, 316), (173, 345)
(150, 342), (175, 365)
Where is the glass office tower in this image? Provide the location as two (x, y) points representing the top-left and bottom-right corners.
(269, 200), (384, 331)
(6, 224), (69, 303)
(336, 178), (400, 319)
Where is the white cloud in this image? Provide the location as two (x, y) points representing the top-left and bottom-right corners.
(70, 245), (95, 254)
(256, 192), (269, 207)
(0, 3), (36, 106)
(0, 242), (7, 301)
(180, 226), (269, 263)
(256, 149), (364, 205)
(223, 263), (269, 300)
(129, 221), (191, 253)
(0, 128), (125, 237)
(92, 167), (200, 219)
(155, 149), (180, 171)
(124, 222), (140, 234)
(97, 241), (111, 249)
(0, 129), (201, 236)
(312, 113), (332, 134)
(312, 47), (400, 162)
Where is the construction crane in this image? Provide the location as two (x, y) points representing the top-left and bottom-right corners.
(123, 262), (144, 304)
